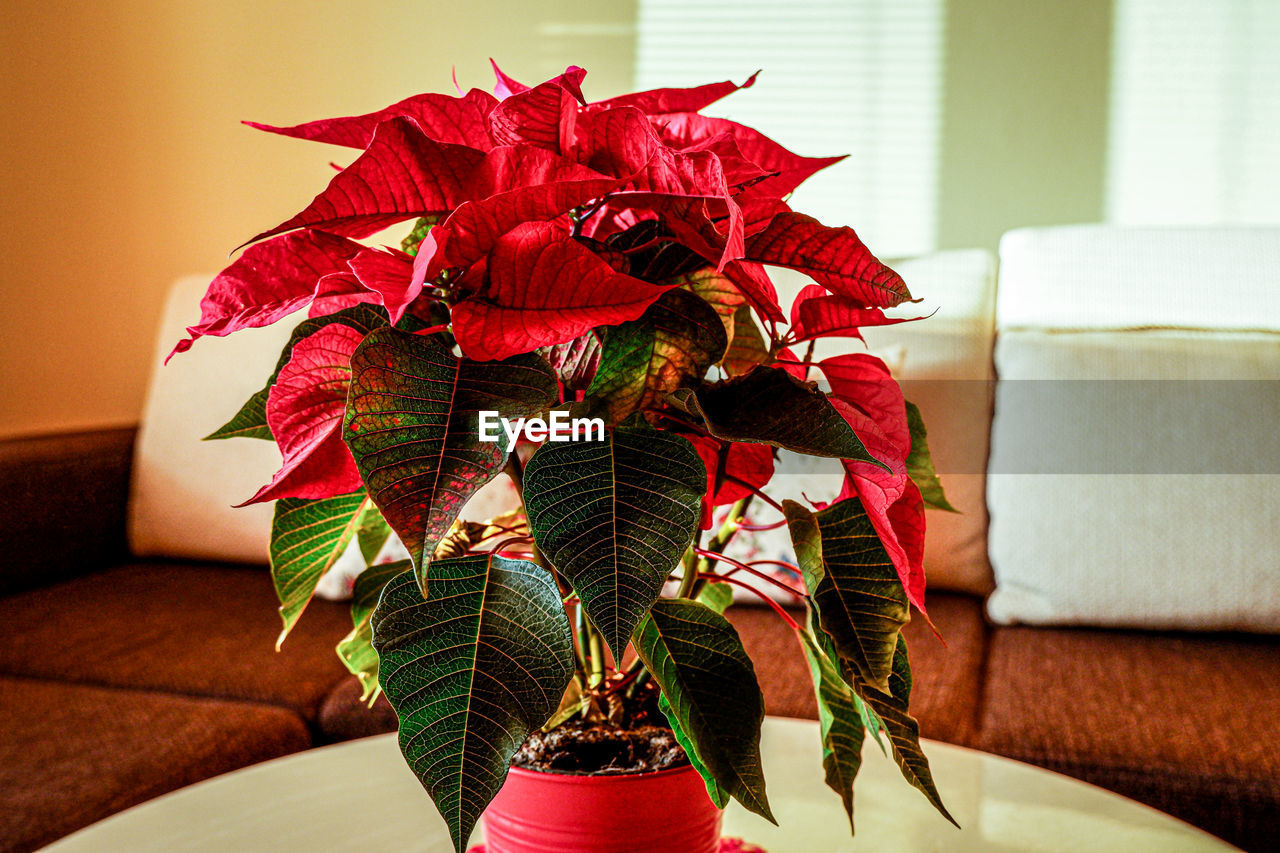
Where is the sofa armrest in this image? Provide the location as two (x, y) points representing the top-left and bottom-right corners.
(0, 426), (136, 595)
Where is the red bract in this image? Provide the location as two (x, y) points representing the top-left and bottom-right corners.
(746, 211), (911, 307)
(685, 434), (775, 529)
(789, 283), (918, 342)
(587, 72), (758, 115)
(248, 117), (486, 244)
(821, 353), (927, 613)
(450, 222), (673, 360)
(488, 67), (586, 153)
(489, 59), (531, 100)
(169, 230), (362, 360)
(346, 248), (420, 324)
(241, 324), (365, 504)
(245, 88), (498, 151)
(650, 113), (844, 199)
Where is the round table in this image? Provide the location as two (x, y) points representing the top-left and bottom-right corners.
(42, 717), (1234, 852)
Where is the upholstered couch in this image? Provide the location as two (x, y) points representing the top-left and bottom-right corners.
(1, 226), (1275, 852)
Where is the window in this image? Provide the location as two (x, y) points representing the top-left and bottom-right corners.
(1106, 0), (1280, 225)
(635, 0), (944, 256)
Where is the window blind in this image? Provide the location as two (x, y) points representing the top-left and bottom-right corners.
(1106, 0), (1280, 225)
(635, 0), (944, 256)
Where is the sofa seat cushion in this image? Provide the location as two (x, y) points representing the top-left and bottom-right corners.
(0, 675), (310, 853)
(0, 562), (354, 722)
(976, 626), (1280, 851)
(318, 678), (398, 742)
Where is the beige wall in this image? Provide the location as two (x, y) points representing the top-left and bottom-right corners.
(0, 0), (637, 438)
(937, 0), (1113, 251)
(0, 0), (1112, 438)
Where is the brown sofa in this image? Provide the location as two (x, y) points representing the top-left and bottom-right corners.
(0, 426), (1275, 852)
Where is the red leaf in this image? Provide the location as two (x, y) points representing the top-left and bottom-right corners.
(489, 59), (531, 99)
(418, 174), (621, 282)
(835, 474), (927, 614)
(745, 211), (911, 308)
(679, 132), (772, 191)
(466, 144), (607, 197)
(242, 324), (365, 504)
(488, 68), (586, 153)
(774, 345), (809, 381)
(412, 145), (621, 285)
(450, 222), (672, 360)
(821, 353), (909, 458)
(651, 113), (844, 198)
(347, 248), (420, 324)
(169, 231), (362, 360)
(822, 352), (925, 613)
(789, 283), (918, 342)
(685, 433), (775, 529)
(887, 479), (927, 612)
(247, 117), (486, 243)
(244, 88), (498, 150)
(579, 107), (740, 200)
(587, 71), (758, 115)
(723, 260), (784, 323)
(309, 272), (380, 317)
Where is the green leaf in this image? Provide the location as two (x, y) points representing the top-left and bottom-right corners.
(677, 268), (745, 345)
(336, 559), (409, 702)
(356, 504), (392, 564)
(852, 636), (958, 828)
(799, 618), (865, 832)
(269, 490), (373, 648)
(400, 215), (441, 256)
(584, 289), (727, 424)
(524, 425), (705, 656)
(783, 499), (909, 694)
(670, 366), (885, 466)
(204, 304), (404, 441)
(371, 556), (575, 853)
(696, 580), (734, 614)
(905, 400), (957, 513)
(721, 305), (770, 377)
(660, 691), (729, 807)
(542, 675), (590, 732)
(345, 327), (557, 592)
(633, 598), (775, 823)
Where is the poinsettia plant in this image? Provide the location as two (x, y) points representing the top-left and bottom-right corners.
(181, 62), (956, 850)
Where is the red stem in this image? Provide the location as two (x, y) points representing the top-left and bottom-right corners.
(700, 572), (800, 631)
(720, 474), (786, 513)
(692, 548), (803, 598)
(736, 519), (788, 531)
(748, 559), (802, 578)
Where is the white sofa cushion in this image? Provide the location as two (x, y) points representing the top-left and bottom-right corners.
(864, 249), (997, 596)
(129, 275), (291, 563)
(988, 227), (1280, 632)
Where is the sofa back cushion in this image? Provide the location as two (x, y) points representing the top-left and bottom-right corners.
(987, 226), (1280, 632)
(863, 249), (997, 595)
(128, 275), (288, 564)
(761, 250), (998, 597)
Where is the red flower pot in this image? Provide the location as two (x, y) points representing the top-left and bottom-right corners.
(482, 763), (723, 853)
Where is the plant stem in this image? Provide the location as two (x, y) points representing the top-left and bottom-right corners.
(691, 495), (753, 594)
(585, 615), (606, 689)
